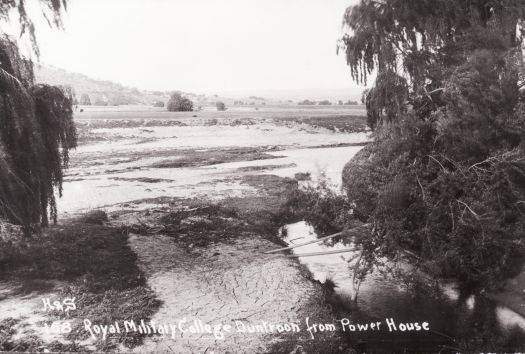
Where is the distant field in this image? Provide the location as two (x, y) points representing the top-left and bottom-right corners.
(73, 104), (367, 121)
(73, 105), (368, 143)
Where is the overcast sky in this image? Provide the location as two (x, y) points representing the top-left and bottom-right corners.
(25, 0), (361, 94)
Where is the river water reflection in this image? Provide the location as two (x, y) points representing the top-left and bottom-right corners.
(282, 221), (525, 352)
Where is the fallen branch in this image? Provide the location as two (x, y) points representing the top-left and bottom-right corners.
(265, 224), (369, 254)
(427, 155), (447, 172)
(456, 199), (480, 220)
(416, 174), (425, 201)
(287, 248), (358, 258)
(264, 231), (343, 254)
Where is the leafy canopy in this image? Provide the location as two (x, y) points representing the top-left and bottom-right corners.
(341, 0), (525, 289)
(167, 92), (193, 112)
(0, 0), (76, 232)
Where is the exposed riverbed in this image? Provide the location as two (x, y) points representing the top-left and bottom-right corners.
(3, 106), (523, 353)
(60, 108), (368, 215)
(61, 106), (525, 352)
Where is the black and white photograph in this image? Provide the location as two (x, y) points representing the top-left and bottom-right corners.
(1, 0), (525, 353)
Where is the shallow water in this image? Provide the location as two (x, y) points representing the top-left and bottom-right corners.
(57, 111), (524, 351)
(59, 118), (366, 215)
(76, 122), (368, 154)
(282, 221), (525, 352)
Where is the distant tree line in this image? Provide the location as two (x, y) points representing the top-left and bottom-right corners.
(298, 99), (358, 106)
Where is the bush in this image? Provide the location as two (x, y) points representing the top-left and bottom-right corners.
(76, 210), (108, 225)
(342, 111), (525, 289)
(93, 97), (108, 106)
(281, 174), (354, 234)
(216, 101), (227, 111)
(79, 93), (91, 105)
(167, 92), (193, 111)
(298, 99), (315, 105)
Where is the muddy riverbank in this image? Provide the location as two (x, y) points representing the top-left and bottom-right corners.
(5, 106), (522, 352)
(0, 174), (355, 353)
(1, 108), (369, 353)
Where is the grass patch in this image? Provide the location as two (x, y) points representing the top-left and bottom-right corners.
(235, 163), (295, 172)
(74, 210), (108, 225)
(124, 174), (300, 247)
(149, 148), (281, 168)
(1, 220), (161, 351)
(275, 115), (368, 133)
(279, 175), (356, 234)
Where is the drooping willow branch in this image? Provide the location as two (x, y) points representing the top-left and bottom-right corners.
(0, 36), (76, 233)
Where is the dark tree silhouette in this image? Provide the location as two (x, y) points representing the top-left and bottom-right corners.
(79, 93), (92, 105)
(341, 0), (525, 288)
(298, 99), (315, 105)
(167, 92), (193, 111)
(216, 101), (227, 111)
(0, 1), (76, 233)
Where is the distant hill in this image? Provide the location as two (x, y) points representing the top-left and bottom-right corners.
(34, 65), (171, 106)
(34, 65), (365, 107)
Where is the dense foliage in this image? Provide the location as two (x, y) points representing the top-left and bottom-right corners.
(79, 93), (91, 105)
(282, 175), (356, 235)
(167, 92), (193, 111)
(216, 101), (227, 111)
(298, 99), (315, 105)
(152, 100), (164, 108)
(340, 0), (525, 289)
(0, 1), (76, 232)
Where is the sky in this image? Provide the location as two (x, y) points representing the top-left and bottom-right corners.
(22, 0), (362, 95)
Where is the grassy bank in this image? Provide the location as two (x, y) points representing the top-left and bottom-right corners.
(1, 172), (355, 353)
(0, 217), (160, 351)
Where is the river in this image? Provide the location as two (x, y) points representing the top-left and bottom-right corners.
(281, 221), (525, 352)
(59, 108), (525, 352)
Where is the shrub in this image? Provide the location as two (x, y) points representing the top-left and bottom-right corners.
(93, 97), (108, 106)
(281, 174), (354, 234)
(298, 99), (315, 105)
(79, 93), (91, 105)
(216, 101), (227, 111)
(167, 92), (193, 111)
(342, 112), (525, 289)
(76, 210), (108, 225)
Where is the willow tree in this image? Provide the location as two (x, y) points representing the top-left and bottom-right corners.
(341, 0), (525, 289)
(341, 0), (525, 128)
(0, 0), (76, 233)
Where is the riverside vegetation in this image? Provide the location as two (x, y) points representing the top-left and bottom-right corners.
(334, 0), (525, 291)
(1, 0), (525, 352)
(280, 4), (525, 351)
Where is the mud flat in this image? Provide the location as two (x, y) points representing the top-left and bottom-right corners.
(60, 108), (369, 216)
(1, 108), (368, 352)
(107, 174), (349, 353)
